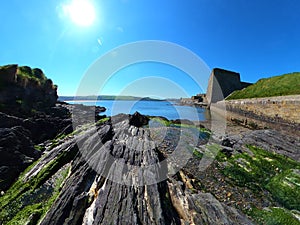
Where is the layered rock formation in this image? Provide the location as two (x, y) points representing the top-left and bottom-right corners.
(0, 65), (57, 116)
(0, 65), (106, 192)
(1, 109), (299, 224)
(0, 65), (71, 191)
(0, 113), (257, 225)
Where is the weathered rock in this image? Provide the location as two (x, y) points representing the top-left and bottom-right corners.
(171, 119), (195, 126)
(0, 112), (23, 128)
(220, 146), (234, 158)
(0, 126), (40, 191)
(129, 111), (149, 127)
(0, 64), (17, 83)
(0, 106), (73, 191)
(23, 116), (72, 144)
(187, 193), (254, 225)
(38, 119), (174, 224)
(22, 115), (250, 225)
(223, 129), (300, 161)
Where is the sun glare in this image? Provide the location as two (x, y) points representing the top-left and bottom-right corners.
(64, 0), (96, 27)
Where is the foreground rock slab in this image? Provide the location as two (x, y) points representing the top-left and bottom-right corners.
(0, 114), (255, 225)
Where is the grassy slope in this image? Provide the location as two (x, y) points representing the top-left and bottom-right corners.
(226, 72), (300, 100)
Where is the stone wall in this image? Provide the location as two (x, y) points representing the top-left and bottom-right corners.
(210, 95), (300, 134)
(206, 68), (252, 105)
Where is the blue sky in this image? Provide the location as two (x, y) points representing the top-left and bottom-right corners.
(0, 0), (300, 98)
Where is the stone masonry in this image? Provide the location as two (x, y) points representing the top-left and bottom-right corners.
(206, 68), (251, 106)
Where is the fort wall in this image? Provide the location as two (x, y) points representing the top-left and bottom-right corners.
(206, 68), (252, 105)
(210, 95), (300, 134)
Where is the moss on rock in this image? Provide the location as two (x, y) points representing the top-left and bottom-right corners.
(250, 207), (300, 225)
(266, 169), (300, 210)
(218, 145), (300, 189)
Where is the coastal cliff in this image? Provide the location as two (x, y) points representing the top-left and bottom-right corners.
(0, 65), (105, 192)
(0, 65), (57, 116)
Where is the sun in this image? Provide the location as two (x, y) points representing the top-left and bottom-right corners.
(64, 0), (96, 27)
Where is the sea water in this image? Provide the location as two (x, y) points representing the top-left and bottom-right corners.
(66, 100), (209, 121)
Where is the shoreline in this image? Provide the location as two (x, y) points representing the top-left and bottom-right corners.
(64, 100), (298, 138)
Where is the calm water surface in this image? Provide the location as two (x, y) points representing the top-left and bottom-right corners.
(67, 100), (209, 121)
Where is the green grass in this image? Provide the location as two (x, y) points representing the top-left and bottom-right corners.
(226, 72), (300, 99)
(16, 66), (47, 85)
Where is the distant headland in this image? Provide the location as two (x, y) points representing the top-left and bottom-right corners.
(59, 95), (164, 102)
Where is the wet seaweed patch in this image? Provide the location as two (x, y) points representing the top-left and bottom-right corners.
(216, 144), (300, 223)
(249, 207), (300, 225)
(0, 158), (71, 224)
(217, 145), (300, 189)
(266, 169), (300, 210)
(149, 117), (210, 134)
(0, 141), (78, 225)
(149, 117), (211, 143)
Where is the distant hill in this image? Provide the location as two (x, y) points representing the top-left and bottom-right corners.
(59, 95), (164, 101)
(226, 72), (300, 100)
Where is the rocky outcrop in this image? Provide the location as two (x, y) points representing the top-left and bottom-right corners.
(0, 64), (17, 83)
(0, 64), (71, 192)
(0, 126), (41, 190)
(0, 105), (72, 144)
(0, 107), (72, 191)
(0, 64), (107, 198)
(0, 65), (58, 117)
(221, 129), (300, 161)
(0, 98), (107, 192)
(0, 113), (255, 225)
(129, 111), (149, 127)
(62, 102), (106, 125)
